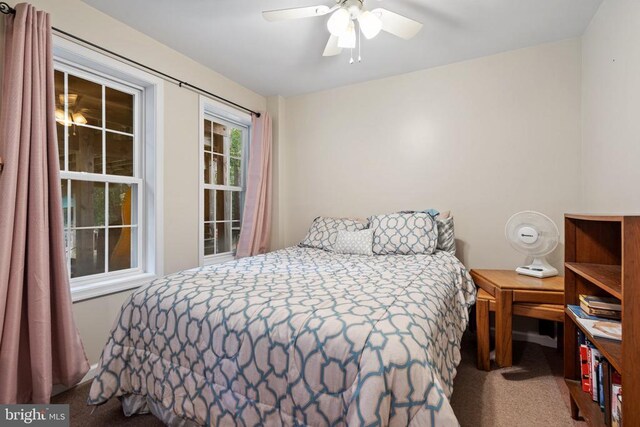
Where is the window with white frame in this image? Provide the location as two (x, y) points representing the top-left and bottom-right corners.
(202, 114), (248, 262)
(55, 63), (146, 288)
(52, 37), (162, 302)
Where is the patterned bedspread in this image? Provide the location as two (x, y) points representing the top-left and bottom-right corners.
(88, 247), (476, 426)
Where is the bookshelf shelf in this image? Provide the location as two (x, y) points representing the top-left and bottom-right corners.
(565, 262), (621, 299)
(564, 214), (640, 426)
(565, 307), (622, 373)
(565, 380), (606, 427)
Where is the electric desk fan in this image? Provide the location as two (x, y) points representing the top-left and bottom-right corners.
(505, 211), (559, 278)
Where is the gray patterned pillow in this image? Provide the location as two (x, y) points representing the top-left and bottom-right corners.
(333, 229), (374, 256)
(300, 217), (368, 251)
(436, 216), (456, 255)
(369, 212), (438, 255)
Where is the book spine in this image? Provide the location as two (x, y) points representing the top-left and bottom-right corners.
(611, 370), (622, 427)
(589, 346), (602, 402)
(580, 344), (591, 393)
(603, 361), (612, 426)
(585, 307), (622, 319)
(578, 329), (586, 345)
(598, 361), (605, 410)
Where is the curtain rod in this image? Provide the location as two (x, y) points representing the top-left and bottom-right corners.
(0, 2), (261, 118)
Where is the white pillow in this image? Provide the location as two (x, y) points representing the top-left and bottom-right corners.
(333, 229), (374, 256)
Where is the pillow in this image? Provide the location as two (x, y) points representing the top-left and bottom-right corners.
(334, 229), (374, 256)
(400, 209), (455, 254)
(300, 217), (368, 251)
(399, 209), (439, 218)
(436, 216), (456, 254)
(369, 212), (438, 255)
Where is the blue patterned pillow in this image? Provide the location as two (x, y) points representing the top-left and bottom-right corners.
(334, 229), (374, 256)
(436, 216), (456, 254)
(300, 217), (368, 251)
(369, 212), (438, 255)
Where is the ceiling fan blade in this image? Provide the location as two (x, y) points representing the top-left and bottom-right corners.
(323, 34), (342, 56)
(371, 8), (423, 40)
(262, 5), (332, 22)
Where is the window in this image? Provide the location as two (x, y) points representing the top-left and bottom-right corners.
(56, 65), (142, 282)
(53, 35), (163, 302)
(201, 110), (249, 264)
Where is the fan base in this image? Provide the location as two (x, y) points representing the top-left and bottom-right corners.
(516, 265), (559, 278)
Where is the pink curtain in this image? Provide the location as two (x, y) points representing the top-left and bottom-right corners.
(0, 3), (89, 403)
(236, 113), (272, 257)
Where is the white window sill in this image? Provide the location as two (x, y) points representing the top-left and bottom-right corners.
(203, 253), (236, 266)
(70, 272), (157, 302)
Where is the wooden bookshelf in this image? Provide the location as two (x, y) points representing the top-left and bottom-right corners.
(564, 214), (640, 426)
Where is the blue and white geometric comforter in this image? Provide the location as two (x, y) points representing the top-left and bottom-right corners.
(88, 247), (476, 426)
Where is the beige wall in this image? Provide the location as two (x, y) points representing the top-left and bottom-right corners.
(280, 39), (583, 270)
(581, 0), (640, 212)
(267, 96), (287, 251)
(0, 0), (266, 365)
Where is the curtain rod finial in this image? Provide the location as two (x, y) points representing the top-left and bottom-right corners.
(0, 2), (15, 14)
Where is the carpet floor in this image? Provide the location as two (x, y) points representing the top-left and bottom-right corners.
(450, 334), (587, 427)
(53, 333), (589, 426)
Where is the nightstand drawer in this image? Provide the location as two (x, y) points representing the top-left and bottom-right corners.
(512, 290), (564, 304)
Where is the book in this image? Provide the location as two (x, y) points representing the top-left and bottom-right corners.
(568, 304), (601, 321)
(580, 344), (591, 393)
(579, 294), (622, 311)
(611, 370), (622, 427)
(597, 360), (604, 410)
(580, 302), (622, 320)
(589, 346), (601, 401)
(574, 317), (622, 341)
(577, 329), (586, 345)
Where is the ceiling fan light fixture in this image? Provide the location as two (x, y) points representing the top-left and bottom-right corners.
(357, 10), (382, 39)
(327, 7), (351, 36)
(337, 21), (356, 49)
(72, 112), (88, 125)
(55, 108), (70, 126)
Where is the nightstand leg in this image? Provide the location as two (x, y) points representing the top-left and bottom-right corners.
(495, 289), (513, 367)
(476, 298), (490, 371)
(556, 322), (564, 352)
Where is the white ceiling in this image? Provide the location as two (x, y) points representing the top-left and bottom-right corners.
(83, 0), (602, 97)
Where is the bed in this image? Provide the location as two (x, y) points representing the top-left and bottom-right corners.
(88, 245), (476, 426)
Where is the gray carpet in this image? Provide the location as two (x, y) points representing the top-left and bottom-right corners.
(53, 333), (588, 426)
(450, 335), (587, 427)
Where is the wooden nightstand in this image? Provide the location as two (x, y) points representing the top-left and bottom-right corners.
(471, 269), (565, 369)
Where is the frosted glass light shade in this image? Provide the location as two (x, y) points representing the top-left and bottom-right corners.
(358, 11), (382, 39)
(337, 21), (356, 48)
(72, 112), (88, 125)
(55, 109), (71, 127)
(327, 8), (351, 36)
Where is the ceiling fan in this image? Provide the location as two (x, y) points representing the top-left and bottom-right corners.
(262, 0), (423, 60)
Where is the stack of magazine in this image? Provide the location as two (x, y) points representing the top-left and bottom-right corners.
(569, 296), (622, 341)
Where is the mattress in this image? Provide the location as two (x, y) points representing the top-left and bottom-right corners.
(88, 246), (476, 426)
